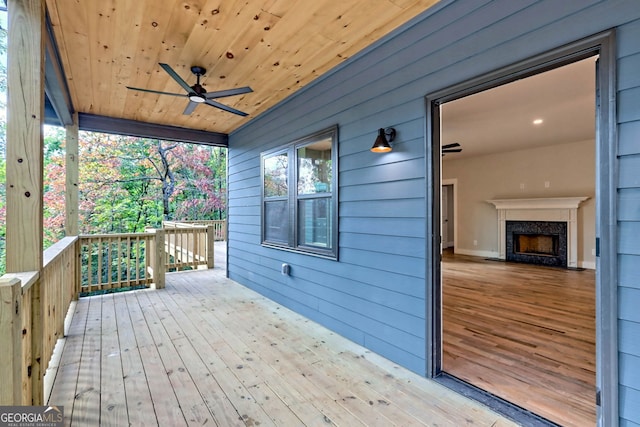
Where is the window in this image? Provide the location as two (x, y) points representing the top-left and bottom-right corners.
(261, 126), (338, 258)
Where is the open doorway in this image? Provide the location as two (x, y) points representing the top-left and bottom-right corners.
(441, 180), (456, 250)
(442, 55), (596, 427)
(427, 33), (617, 426)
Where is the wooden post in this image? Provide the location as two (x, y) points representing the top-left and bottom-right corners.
(75, 238), (82, 300)
(65, 113), (79, 236)
(206, 225), (215, 269)
(153, 229), (166, 289)
(29, 278), (43, 405)
(5, 1), (45, 270)
(0, 277), (23, 405)
(5, 0), (47, 407)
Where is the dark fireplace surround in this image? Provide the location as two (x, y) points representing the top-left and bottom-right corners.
(505, 221), (568, 268)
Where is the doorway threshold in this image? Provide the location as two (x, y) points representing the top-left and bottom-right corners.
(435, 373), (561, 427)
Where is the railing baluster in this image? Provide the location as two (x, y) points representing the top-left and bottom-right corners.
(106, 238), (113, 290)
(117, 237), (123, 287)
(97, 237), (103, 290)
(128, 237), (132, 285)
(136, 235), (141, 283)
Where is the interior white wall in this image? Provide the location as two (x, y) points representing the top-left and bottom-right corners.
(442, 139), (596, 268)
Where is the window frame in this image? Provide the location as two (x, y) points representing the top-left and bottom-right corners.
(260, 125), (339, 259)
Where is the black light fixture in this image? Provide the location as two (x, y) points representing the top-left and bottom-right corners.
(370, 127), (396, 153)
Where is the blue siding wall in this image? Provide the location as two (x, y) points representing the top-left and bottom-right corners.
(618, 15), (640, 427)
(228, 0), (640, 422)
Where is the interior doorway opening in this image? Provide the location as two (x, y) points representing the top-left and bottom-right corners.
(426, 38), (615, 425)
(441, 181), (456, 250)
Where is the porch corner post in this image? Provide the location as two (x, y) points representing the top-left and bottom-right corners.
(154, 229), (166, 289)
(206, 225), (215, 269)
(0, 277), (23, 405)
(5, 0), (47, 406)
(65, 112), (79, 236)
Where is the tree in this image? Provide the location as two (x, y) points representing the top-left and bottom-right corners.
(50, 131), (228, 235)
(150, 140), (178, 220)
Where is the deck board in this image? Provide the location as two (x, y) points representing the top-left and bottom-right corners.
(71, 296), (103, 426)
(113, 293), (156, 426)
(49, 266), (517, 427)
(100, 295), (128, 425)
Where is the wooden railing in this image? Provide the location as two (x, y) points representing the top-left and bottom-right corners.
(79, 224), (214, 293)
(78, 232), (157, 294)
(156, 225), (214, 272)
(0, 221), (218, 405)
(163, 219), (226, 241)
(0, 236), (77, 405)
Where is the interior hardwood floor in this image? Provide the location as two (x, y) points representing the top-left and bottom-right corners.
(442, 250), (596, 427)
(48, 265), (518, 427)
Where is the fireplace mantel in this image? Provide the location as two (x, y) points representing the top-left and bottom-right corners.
(487, 197), (589, 268)
(487, 197), (589, 210)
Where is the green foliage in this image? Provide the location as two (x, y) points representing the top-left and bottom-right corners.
(0, 127), (227, 276)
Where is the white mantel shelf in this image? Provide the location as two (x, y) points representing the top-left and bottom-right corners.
(487, 197), (590, 210)
(487, 196), (590, 268)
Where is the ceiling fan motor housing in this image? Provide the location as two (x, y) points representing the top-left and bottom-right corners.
(190, 66), (206, 76)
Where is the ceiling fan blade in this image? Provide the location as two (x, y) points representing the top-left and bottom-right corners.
(443, 148), (463, 153)
(159, 63), (193, 93)
(183, 101), (198, 115)
(205, 86), (253, 99)
(205, 99), (249, 116)
(442, 142), (461, 149)
(126, 86), (186, 97)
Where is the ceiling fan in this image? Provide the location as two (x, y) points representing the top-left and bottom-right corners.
(442, 142), (462, 156)
(126, 63), (253, 116)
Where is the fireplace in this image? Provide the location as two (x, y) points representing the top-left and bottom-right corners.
(487, 197), (589, 269)
(506, 221), (567, 267)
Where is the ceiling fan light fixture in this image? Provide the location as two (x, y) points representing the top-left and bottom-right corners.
(189, 93), (206, 103)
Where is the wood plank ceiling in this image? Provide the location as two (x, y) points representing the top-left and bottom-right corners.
(45, 0), (440, 135)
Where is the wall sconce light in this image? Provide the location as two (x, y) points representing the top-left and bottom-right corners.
(370, 127), (396, 153)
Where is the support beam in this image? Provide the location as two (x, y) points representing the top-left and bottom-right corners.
(65, 113), (79, 236)
(5, 0), (46, 406)
(78, 113), (228, 147)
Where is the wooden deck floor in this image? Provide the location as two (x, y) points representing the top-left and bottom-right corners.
(48, 266), (518, 426)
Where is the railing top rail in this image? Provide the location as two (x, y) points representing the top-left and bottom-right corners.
(165, 220), (224, 223)
(43, 236), (78, 266)
(0, 271), (39, 294)
(163, 226), (211, 231)
(163, 220), (224, 226)
(79, 232), (156, 239)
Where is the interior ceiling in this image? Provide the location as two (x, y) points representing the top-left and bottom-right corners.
(45, 0), (440, 135)
(442, 57), (597, 160)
